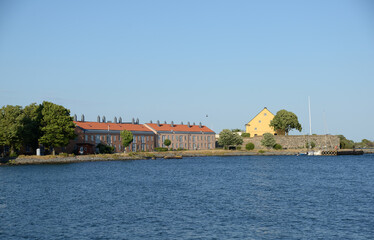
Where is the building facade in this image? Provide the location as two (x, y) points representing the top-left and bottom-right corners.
(144, 122), (216, 150)
(67, 121), (156, 154)
(245, 107), (280, 137)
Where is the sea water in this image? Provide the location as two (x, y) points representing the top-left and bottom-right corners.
(1, 155), (373, 239)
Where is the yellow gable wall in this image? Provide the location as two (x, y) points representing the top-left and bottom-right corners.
(245, 108), (276, 137)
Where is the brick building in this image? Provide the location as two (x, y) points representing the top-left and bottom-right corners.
(144, 121), (216, 150)
(67, 120), (156, 154)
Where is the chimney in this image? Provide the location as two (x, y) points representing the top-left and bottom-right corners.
(97, 115), (101, 122)
(199, 122), (202, 128)
(188, 122), (191, 128)
(81, 114), (85, 122)
(157, 120), (160, 127)
(102, 116), (106, 123)
(136, 118), (139, 124)
(181, 121), (183, 125)
(150, 120), (153, 123)
(164, 121), (167, 124)
(171, 121), (174, 127)
(118, 117), (122, 123)
(193, 122), (195, 126)
(132, 118), (135, 124)
(114, 117), (117, 123)
(73, 114), (77, 121)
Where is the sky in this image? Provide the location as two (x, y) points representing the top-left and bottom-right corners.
(0, 0), (373, 141)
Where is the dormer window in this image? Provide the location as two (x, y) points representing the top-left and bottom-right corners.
(259, 120), (261, 123)
(264, 113), (267, 116)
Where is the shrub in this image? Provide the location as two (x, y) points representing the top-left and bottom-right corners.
(241, 133), (250, 138)
(258, 150), (265, 154)
(9, 152), (18, 158)
(236, 146), (242, 150)
(305, 141), (316, 149)
(96, 143), (114, 154)
(261, 133), (276, 148)
(245, 143), (255, 150)
(273, 144), (282, 150)
(155, 147), (168, 152)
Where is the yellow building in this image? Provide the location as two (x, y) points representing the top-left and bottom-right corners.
(245, 107), (279, 137)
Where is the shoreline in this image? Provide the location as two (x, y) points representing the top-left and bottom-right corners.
(1, 149), (373, 166)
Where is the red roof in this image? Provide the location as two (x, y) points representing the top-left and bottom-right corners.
(74, 121), (153, 132)
(146, 123), (214, 133)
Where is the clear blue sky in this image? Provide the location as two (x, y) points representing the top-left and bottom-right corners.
(1, 0), (373, 141)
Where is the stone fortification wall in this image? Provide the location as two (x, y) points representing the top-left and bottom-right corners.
(243, 135), (340, 150)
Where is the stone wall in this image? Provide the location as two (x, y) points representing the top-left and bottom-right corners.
(242, 135), (340, 150)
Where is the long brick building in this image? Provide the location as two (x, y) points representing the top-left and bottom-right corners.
(67, 119), (215, 154)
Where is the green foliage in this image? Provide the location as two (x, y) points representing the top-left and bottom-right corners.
(164, 139), (171, 147)
(231, 129), (243, 133)
(270, 109), (302, 135)
(96, 143), (115, 154)
(21, 103), (42, 150)
(258, 150), (265, 154)
(155, 147), (168, 152)
(236, 146), (242, 150)
(38, 101), (76, 151)
(305, 141), (316, 149)
(120, 130), (133, 149)
(218, 129), (243, 147)
(241, 133), (250, 138)
(261, 133), (276, 148)
(245, 142), (255, 150)
(338, 135), (355, 149)
(0, 105), (25, 154)
(356, 139), (374, 148)
(273, 144), (282, 150)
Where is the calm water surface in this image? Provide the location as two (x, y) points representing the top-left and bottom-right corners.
(1, 155), (374, 239)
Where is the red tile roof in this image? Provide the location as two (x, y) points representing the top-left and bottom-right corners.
(74, 121), (153, 132)
(145, 123), (215, 133)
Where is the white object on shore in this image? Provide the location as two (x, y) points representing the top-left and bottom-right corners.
(36, 148), (41, 156)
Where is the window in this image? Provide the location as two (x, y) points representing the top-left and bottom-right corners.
(141, 144), (145, 151)
(255, 128), (257, 130)
(132, 143), (136, 152)
(113, 136), (116, 142)
(259, 120), (261, 123)
(91, 135), (94, 141)
(96, 135), (100, 143)
(179, 136), (183, 142)
(151, 136), (153, 141)
(162, 135), (165, 142)
(208, 143), (211, 149)
(141, 136), (145, 143)
(193, 136), (196, 142)
(147, 136), (149, 141)
(264, 113), (267, 116)
(208, 136), (210, 141)
(107, 135), (111, 144)
(133, 136), (137, 143)
(119, 145), (121, 151)
(85, 135), (88, 141)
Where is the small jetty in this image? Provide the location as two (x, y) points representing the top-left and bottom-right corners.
(321, 149), (364, 156)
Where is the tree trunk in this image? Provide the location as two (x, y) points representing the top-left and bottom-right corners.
(52, 148), (55, 155)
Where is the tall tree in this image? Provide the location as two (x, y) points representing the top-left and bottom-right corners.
(164, 139), (171, 149)
(270, 109), (302, 135)
(21, 103), (42, 150)
(0, 105), (24, 155)
(218, 129), (243, 148)
(120, 130), (133, 152)
(38, 101), (76, 154)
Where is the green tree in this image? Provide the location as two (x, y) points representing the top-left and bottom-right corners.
(270, 109), (302, 135)
(96, 143), (115, 154)
(21, 103), (42, 151)
(338, 135), (355, 149)
(164, 139), (171, 149)
(0, 105), (24, 155)
(38, 101), (76, 155)
(120, 130), (133, 152)
(261, 133), (276, 148)
(218, 129), (243, 148)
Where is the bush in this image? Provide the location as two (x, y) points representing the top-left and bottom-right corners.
(305, 141), (316, 149)
(273, 144), (282, 150)
(245, 143), (255, 150)
(96, 143), (114, 154)
(155, 147), (168, 152)
(241, 133), (250, 138)
(236, 146), (242, 150)
(9, 152), (18, 158)
(258, 150), (265, 154)
(261, 133), (276, 148)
